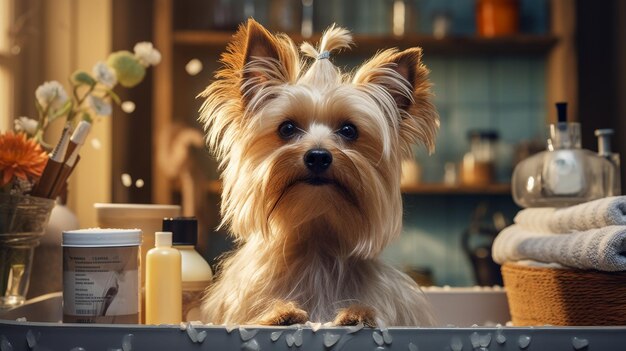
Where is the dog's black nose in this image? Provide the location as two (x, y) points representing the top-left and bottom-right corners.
(304, 148), (332, 174)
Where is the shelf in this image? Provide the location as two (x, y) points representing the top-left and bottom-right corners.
(173, 30), (558, 55)
(401, 183), (511, 195)
(197, 180), (510, 196)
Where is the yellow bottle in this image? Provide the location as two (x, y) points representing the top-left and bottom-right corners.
(145, 231), (182, 324)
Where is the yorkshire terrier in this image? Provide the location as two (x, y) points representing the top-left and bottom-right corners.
(199, 19), (439, 327)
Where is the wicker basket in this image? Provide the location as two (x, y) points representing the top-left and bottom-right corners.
(501, 263), (626, 326)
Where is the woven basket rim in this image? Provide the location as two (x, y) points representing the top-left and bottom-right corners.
(502, 262), (626, 277)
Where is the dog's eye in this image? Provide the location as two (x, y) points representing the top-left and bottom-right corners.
(278, 121), (297, 139)
(338, 123), (358, 141)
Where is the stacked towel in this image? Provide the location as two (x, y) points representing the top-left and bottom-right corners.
(492, 225), (626, 271)
(492, 196), (626, 271)
(513, 196), (626, 233)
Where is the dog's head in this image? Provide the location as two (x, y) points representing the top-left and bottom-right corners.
(199, 20), (438, 259)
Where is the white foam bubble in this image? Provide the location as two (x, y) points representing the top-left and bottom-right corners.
(185, 59), (203, 76)
(121, 101), (136, 113)
(121, 173), (132, 187)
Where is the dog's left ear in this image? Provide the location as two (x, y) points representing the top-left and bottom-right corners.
(353, 48), (439, 156)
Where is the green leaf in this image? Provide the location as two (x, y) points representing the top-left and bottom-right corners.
(71, 70), (96, 86)
(49, 100), (73, 120)
(103, 88), (121, 105)
(82, 112), (93, 123)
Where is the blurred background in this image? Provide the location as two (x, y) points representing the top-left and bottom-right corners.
(0, 0), (624, 287)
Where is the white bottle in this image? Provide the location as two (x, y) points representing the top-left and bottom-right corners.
(145, 231), (182, 324)
(162, 217), (213, 321)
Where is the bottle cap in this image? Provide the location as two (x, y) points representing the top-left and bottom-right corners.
(162, 217), (198, 245)
(595, 128), (614, 156)
(155, 231), (173, 247)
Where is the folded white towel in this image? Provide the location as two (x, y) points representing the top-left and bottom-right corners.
(492, 224), (626, 271)
(514, 196), (626, 233)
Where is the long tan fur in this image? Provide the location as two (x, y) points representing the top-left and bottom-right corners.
(199, 19), (439, 326)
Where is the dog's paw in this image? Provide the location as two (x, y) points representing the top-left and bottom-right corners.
(333, 305), (376, 327)
(257, 301), (309, 326)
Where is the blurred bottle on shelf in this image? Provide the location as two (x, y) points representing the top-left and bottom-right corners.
(391, 0), (421, 37)
(476, 0), (519, 37)
(301, 0), (314, 38)
(595, 129), (622, 196)
(392, 0), (407, 36)
(401, 159), (421, 187)
(269, 0), (301, 33)
(462, 202), (507, 286)
(432, 11), (452, 39)
(443, 162), (458, 186)
(461, 130), (499, 186)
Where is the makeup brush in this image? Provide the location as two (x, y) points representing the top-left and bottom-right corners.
(50, 121), (92, 199)
(31, 122), (72, 198)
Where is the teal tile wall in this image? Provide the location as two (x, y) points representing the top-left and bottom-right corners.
(383, 195), (520, 286)
(417, 56), (547, 183)
(387, 55), (547, 286)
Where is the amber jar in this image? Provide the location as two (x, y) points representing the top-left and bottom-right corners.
(476, 0), (519, 37)
(461, 130), (499, 186)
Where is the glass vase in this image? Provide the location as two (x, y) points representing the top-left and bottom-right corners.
(0, 193), (55, 309)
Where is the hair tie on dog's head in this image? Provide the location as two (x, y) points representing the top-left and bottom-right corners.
(317, 51), (331, 60)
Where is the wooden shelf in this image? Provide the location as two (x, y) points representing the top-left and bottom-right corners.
(401, 183), (511, 195)
(197, 180), (510, 196)
(173, 30), (558, 55)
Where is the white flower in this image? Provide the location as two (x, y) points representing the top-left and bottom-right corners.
(133, 42), (161, 67)
(92, 61), (117, 88)
(88, 95), (112, 116)
(13, 116), (39, 135)
(35, 81), (68, 110)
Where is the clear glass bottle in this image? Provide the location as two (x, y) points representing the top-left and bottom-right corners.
(595, 129), (622, 196)
(512, 112), (618, 208)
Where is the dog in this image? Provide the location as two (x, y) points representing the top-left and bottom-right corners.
(199, 19), (439, 327)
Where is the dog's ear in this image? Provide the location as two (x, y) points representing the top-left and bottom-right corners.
(353, 48), (439, 156)
(199, 19), (298, 159)
(237, 19), (298, 104)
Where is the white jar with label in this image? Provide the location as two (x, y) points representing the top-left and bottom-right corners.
(62, 228), (141, 324)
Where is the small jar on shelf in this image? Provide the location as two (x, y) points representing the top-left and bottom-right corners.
(461, 130), (499, 186)
(476, 0), (520, 37)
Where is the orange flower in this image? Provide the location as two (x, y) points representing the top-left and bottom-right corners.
(0, 132), (48, 186)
